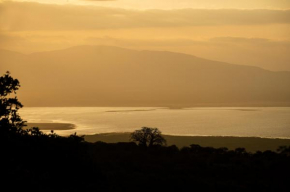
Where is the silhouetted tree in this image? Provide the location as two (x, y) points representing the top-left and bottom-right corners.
(0, 71), (26, 134)
(68, 132), (85, 142)
(130, 127), (166, 147)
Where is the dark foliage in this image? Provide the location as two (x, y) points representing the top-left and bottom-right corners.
(1, 72), (290, 192)
(2, 133), (290, 192)
(0, 71), (26, 135)
(130, 127), (166, 147)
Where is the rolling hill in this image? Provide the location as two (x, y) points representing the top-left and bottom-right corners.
(1, 45), (290, 107)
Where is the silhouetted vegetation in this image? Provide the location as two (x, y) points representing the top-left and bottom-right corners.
(1, 72), (290, 191)
(0, 71), (26, 135)
(130, 127), (166, 147)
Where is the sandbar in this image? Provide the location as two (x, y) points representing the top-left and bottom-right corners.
(26, 123), (75, 130)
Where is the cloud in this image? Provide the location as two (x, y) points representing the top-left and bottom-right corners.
(84, 36), (290, 48)
(0, 33), (26, 44)
(209, 37), (290, 47)
(1, 1), (290, 31)
(0, 33), (74, 53)
(210, 37), (272, 44)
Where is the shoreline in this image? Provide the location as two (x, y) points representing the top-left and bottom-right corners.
(26, 123), (290, 152)
(30, 122), (290, 140)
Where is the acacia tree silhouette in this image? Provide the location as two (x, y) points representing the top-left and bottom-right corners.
(0, 71), (26, 134)
(130, 127), (166, 147)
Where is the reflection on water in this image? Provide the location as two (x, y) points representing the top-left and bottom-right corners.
(19, 107), (290, 138)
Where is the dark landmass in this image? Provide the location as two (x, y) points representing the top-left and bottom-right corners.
(28, 123), (290, 152)
(3, 129), (290, 191)
(85, 132), (290, 152)
(28, 122), (290, 152)
(26, 123), (75, 130)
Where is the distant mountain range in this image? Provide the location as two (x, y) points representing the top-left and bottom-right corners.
(1, 45), (290, 107)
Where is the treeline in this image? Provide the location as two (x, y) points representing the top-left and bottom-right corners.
(1, 129), (290, 192)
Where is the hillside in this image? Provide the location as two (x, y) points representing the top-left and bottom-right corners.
(1, 45), (290, 107)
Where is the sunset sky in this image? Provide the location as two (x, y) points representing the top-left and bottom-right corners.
(7, 0), (290, 9)
(1, 0), (290, 70)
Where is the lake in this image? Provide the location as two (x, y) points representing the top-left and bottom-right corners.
(19, 107), (290, 138)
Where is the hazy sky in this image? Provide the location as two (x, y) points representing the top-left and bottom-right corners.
(7, 0), (290, 9)
(1, 0), (290, 71)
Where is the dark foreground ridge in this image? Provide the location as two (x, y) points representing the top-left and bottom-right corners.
(2, 130), (290, 192)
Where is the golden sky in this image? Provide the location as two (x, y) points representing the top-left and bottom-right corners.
(1, 0), (290, 71)
(7, 0), (290, 9)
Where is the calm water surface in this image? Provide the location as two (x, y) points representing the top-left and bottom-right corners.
(19, 107), (290, 138)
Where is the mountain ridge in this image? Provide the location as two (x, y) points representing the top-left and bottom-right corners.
(1, 45), (290, 107)
(4, 45), (290, 73)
